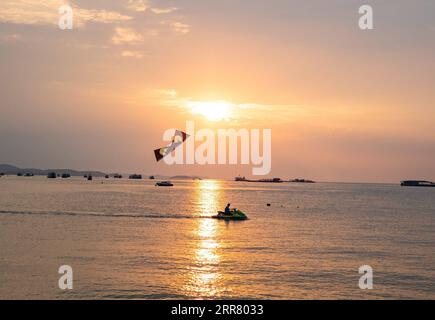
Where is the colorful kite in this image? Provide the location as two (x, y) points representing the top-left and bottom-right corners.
(154, 130), (190, 162)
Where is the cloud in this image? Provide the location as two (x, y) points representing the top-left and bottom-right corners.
(161, 21), (190, 35)
(0, 0), (132, 27)
(150, 7), (178, 14)
(121, 50), (143, 59)
(147, 89), (304, 123)
(112, 27), (143, 44)
(126, 0), (148, 12)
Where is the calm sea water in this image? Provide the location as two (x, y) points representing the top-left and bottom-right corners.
(0, 176), (434, 299)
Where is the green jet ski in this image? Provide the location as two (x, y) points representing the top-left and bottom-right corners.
(212, 209), (248, 221)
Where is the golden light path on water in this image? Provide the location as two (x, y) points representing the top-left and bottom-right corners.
(183, 180), (227, 298)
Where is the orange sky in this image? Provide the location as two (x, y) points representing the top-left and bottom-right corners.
(0, 0), (434, 182)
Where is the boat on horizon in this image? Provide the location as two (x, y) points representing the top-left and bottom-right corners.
(234, 176), (284, 183)
(155, 181), (174, 187)
(289, 178), (316, 183)
(401, 180), (435, 187)
(234, 176), (283, 183)
(235, 176), (247, 181)
(47, 172), (56, 179)
(129, 174), (142, 180)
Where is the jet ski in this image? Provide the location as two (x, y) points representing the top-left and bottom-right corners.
(212, 209), (248, 221)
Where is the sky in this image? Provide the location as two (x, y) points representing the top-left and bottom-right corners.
(0, 0), (434, 182)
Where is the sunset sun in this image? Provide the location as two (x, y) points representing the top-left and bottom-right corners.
(187, 100), (233, 121)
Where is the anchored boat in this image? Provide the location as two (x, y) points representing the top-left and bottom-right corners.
(401, 180), (435, 187)
(155, 181), (174, 187)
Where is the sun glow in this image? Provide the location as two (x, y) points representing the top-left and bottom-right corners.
(187, 100), (233, 121)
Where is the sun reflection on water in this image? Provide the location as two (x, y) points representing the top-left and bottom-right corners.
(194, 179), (221, 217)
(184, 180), (226, 298)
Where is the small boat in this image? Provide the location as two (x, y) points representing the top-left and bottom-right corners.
(61, 174), (71, 178)
(289, 178), (315, 183)
(212, 209), (248, 221)
(87, 175), (93, 181)
(47, 172), (57, 179)
(155, 181), (173, 187)
(129, 174), (142, 180)
(401, 180), (435, 187)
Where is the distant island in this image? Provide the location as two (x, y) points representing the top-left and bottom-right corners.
(235, 176), (316, 183)
(170, 175), (203, 180)
(0, 164), (204, 180)
(0, 164), (106, 177)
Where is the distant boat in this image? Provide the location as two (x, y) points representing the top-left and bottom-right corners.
(17, 173), (23, 177)
(234, 176), (282, 183)
(47, 172), (56, 179)
(105, 175), (109, 179)
(24, 173), (34, 177)
(114, 174), (123, 179)
(259, 178), (283, 183)
(401, 180), (435, 187)
(155, 181), (174, 187)
(289, 179), (316, 183)
(61, 174), (71, 178)
(87, 175), (93, 181)
(129, 174), (142, 180)
(149, 176), (155, 180)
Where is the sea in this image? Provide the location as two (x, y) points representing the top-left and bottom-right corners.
(0, 176), (434, 299)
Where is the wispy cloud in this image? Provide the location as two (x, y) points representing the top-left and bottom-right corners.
(121, 50), (143, 59)
(146, 89), (305, 123)
(126, 0), (148, 12)
(112, 27), (144, 45)
(150, 7), (178, 14)
(0, 0), (132, 27)
(126, 0), (178, 15)
(161, 21), (190, 35)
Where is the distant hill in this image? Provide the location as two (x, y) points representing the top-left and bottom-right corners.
(0, 164), (106, 177)
(0, 164), (206, 179)
(148, 174), (204, 180)
(170, 175), (203, 180)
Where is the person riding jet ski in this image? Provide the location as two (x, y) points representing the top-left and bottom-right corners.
(213, 204), (248, 220)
